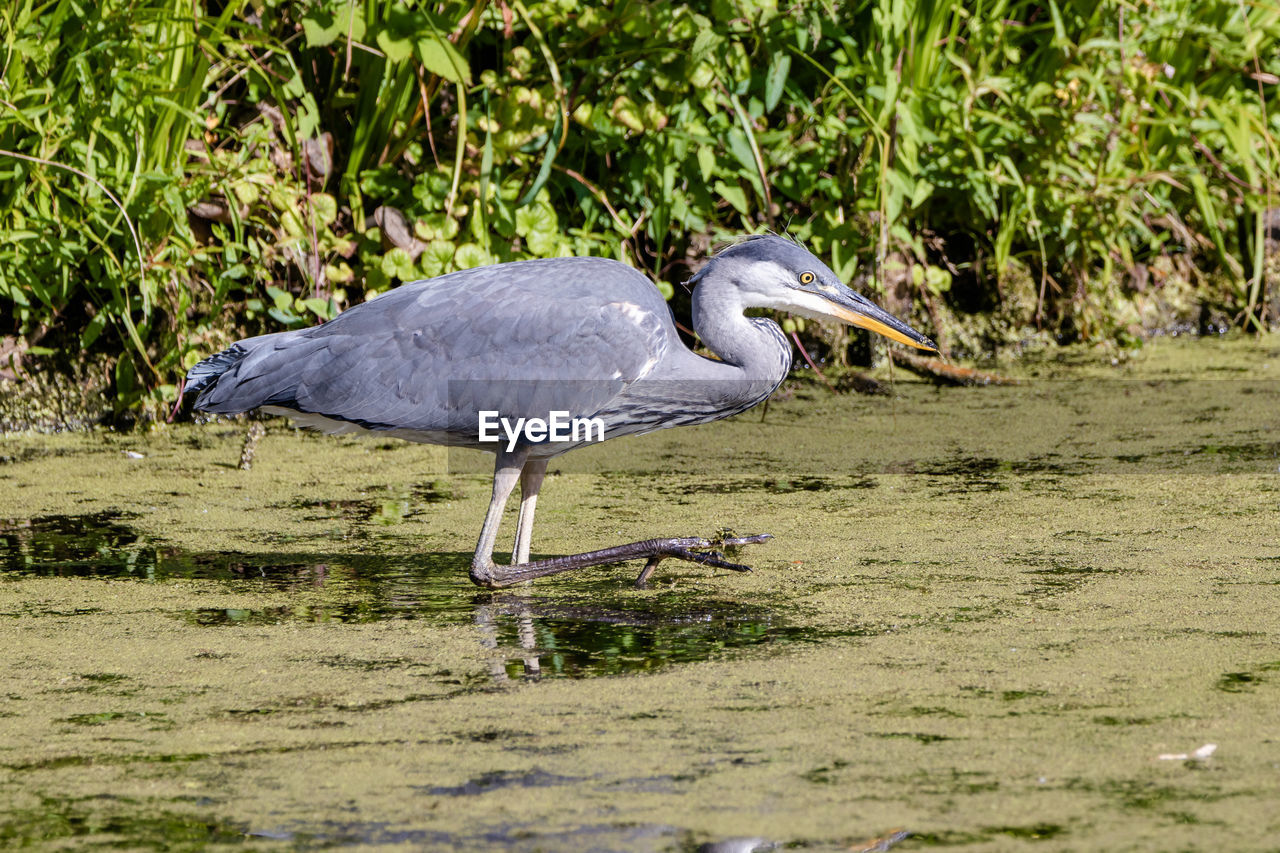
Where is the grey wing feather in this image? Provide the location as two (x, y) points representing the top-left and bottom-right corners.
(187, 257), (674, 438)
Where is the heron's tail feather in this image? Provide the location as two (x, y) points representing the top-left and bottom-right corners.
(185, 331), (307, 413)
(184, 345), (249, 397)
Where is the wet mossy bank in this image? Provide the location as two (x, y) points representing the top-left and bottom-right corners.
(1, 335), (1278, 850)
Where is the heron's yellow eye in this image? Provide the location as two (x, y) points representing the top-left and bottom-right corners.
(799, 272), (815, 285)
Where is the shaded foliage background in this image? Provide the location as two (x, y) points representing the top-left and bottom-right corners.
(1, 0), (1277, 421)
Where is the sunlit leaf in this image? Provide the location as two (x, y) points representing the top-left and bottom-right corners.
(714, 180), (749, 216)
(376, 29), (414, 64)
(764, 52), (790, 112)
(302, 6), (366, 48)
(418, 31), (471, 85)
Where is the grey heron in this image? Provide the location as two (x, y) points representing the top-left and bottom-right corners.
(185, 235), (937, 588)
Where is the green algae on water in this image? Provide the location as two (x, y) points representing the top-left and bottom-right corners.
(1, 335), (1279, 850)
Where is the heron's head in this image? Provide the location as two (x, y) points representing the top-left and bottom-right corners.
(696, 235), (938, 353)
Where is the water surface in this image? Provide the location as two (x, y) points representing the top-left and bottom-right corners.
(1, 336), (1278, 850)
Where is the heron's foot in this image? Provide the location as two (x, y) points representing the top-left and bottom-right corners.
(469, 533), (773, 590)
(634, 532), (773, 587)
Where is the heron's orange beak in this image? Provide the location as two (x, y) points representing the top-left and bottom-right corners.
(813, 284), (938, 352)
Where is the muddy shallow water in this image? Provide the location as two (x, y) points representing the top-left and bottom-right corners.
(1, 336), (1278, 850)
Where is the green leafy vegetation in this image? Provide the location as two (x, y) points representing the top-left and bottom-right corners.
(1, 0), (1277, 421)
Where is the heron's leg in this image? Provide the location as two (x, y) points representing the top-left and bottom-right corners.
(512, 458), (548, 564)
(470, 459), (772, 590)
(471, 448), (530, 580)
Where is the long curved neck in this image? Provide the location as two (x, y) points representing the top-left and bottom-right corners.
(691, 269), (791, 382)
